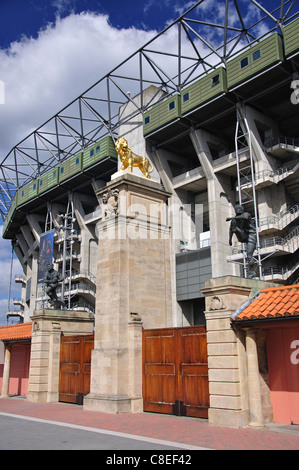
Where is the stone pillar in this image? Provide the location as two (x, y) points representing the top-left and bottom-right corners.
(127, 315), (144, 413)
(84, 172), (172, 413)
(201, 276), (275, 427)
(1, 344), (12, 397)
(27, 308), (93, 403)
(245, 328), (264, 427)
(47, 322), (62, 403)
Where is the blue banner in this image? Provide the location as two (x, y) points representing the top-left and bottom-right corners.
(37, 230), (54, 284)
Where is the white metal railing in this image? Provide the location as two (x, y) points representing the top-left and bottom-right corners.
(71, 301), (95, 314)
(56, 282), (96, 295)
(230, 226), (299, 255)
(12, 298), (25, 307)
(238, 158), (299, 187)
(263, 259), (299, 280)
(267, 136), (299, 149)
(259, 204), (299, 231)
(54, 249), (80, 262)
(70, 269), (96, 284)
(179, 236), (211, 252)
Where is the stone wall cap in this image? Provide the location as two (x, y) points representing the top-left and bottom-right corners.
(201, 276), (279, 295)
(96, 172), (171, 198)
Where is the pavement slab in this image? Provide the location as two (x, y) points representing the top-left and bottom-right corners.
(0, 397), (299, 450)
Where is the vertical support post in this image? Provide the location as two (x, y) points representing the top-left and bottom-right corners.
(235, 104), (262, 279)
(47, 322), (62, 403)
(1, 343), (12, 397)
(127, 315), (143, 413)
(59, 193), (75, 309)
(245, 328), (264, 427)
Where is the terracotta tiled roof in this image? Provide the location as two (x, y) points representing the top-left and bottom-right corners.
(0, 322), (32, 341)
(232, 284), (299, 322)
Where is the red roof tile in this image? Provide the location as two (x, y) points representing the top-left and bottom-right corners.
(0, 322), (32, 341)
(232, 285), (299, 322)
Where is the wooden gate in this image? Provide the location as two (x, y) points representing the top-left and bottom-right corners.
(142, 326), (209, 418)
(59, 334), (94, 405)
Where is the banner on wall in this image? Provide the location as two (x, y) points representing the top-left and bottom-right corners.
(37, 230), (55, 284)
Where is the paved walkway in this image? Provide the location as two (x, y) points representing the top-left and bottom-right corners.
(0, 397), (299, 450)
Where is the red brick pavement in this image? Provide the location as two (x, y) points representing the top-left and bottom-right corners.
(0, 397), (299, 450)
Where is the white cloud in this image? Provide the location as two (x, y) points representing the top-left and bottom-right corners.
(0, 12), (165, 324)
(0, 12), (158, 158)
(0, 5), (271, 161)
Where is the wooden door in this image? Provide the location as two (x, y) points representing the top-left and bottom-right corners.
(59, 334), (94, 404)
(143, 328), (176, 415)
(142, 326), (209, 418)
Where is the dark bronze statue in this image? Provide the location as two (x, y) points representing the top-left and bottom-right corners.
(43, 263), (65, 307)
(226, 204), (257, 279)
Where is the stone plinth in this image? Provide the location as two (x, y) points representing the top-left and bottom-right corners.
(84, 173), (172, 413)
(201, 276), (277, 428)
(27, 308), (94, 403)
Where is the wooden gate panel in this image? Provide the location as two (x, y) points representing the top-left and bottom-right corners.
(178, 327), (209, 418)
(142, 329), (176, 414)
(59, 334), (94, 405)
(143, 326), (209, 418)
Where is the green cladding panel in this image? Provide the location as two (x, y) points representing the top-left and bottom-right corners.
(181, 67), (227, 116)
(283, 17), (299, 57)
(143, 94), (181, 136)
(59, 152), (83, 182)
(38, 167), (60, 194)
(17, 180), (38, 205)
(2, 195), (17, 234)
(82, 136), (117, 170)
(227, 33), (284, 89)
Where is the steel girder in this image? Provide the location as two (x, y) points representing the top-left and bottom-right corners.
(0, 0), (298, 219)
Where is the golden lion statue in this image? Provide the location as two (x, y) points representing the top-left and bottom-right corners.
(115, 137), (153, 179)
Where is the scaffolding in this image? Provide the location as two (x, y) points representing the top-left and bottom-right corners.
(234, 104), (284, 280)
(57, 194), (76, 309)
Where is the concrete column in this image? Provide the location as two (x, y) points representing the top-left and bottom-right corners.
(1, 343), (12, 397)
(245, 328), (264, 427)
(190, 129), (238, 278)
(239, 105), (287, 220)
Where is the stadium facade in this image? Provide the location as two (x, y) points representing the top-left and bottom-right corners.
(1, 1), (299, 426)
(3, 12), (298, 324)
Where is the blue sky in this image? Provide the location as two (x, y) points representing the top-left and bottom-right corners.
(0, 0), (182, 49)
(0, 0), (185, 325)
(0, 0), (295, 325)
